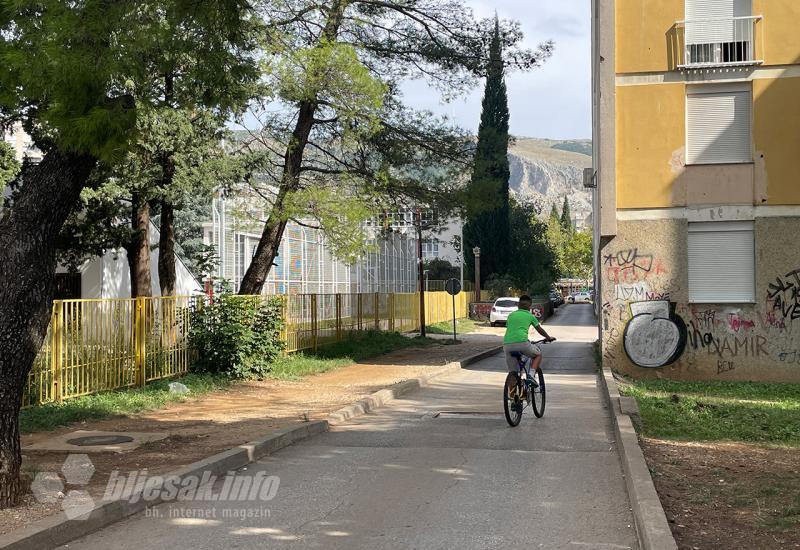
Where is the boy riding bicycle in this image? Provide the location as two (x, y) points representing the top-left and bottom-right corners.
(503, 295), (555, 375)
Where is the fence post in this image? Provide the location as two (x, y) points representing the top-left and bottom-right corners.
(335, 293), (342, 341)
(357, 294), (363, 331)
(374, 292), (380, 330)
(51, 301), (63, 403)
(311, 294), (318, 352)
(135, 297), (147, 387)
(280, 295), (289, 354)
(389, 294), (395, 332)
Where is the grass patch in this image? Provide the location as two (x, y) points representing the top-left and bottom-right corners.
(20, 331), (440, 431)
(620, 379), (800, 446)
(426, 318), (479, 335)
(20, 373), (230, 434)
(269, 331), (439, 381)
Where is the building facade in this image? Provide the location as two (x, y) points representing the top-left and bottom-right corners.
(205, 196), (464, 295)
(593, 0), (800, 381)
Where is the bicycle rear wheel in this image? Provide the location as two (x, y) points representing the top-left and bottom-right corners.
(503, 372), (523, 427)
(532, 368), (546, 418)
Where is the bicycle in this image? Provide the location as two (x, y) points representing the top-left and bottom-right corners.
(503, 339), (552, 427)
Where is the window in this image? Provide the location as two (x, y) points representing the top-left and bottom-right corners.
(685, 0), (753, 65)
(688, 221), (754, 303)
(686, 83), (752, 165)
(422, 239), (439, 259)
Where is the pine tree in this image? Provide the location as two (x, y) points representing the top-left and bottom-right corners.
(560, 195), (573, 234)
(0, 0), (259, 507)
(238, 3), (553, 294)
(463, 18), (513, 284)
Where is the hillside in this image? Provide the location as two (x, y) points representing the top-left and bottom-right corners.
(508, 137), (592, 228)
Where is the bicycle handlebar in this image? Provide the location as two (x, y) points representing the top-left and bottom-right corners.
(530, 338), (556, 345)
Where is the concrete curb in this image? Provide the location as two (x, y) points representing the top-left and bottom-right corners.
(328, 344), (502, 425)
(1, 344), (502, 550)
(598, 366), (678, 550)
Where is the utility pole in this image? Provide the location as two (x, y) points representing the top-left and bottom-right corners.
(417, 209), (426, 337)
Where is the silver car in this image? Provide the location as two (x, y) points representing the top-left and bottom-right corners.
(490, 297), (519, 326)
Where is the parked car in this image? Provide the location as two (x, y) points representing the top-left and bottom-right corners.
(549, 291), (564, 308)
(573, 291), (593, 303)
(490, 297), (519, 326)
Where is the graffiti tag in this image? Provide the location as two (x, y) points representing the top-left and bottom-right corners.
(623, 301), (687, 368)
(767, 269), (800, 322)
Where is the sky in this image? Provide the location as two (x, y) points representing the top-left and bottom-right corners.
(401, 0), (591, 140)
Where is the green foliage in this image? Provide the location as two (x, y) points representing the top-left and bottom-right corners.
(505, 199), (560, 295)
(484, 273), (517, 299)
(551, 140), (592, 157)
(548, 202), (560, 225)
(562, 231), (593, 281)
(0, 0), (260, 162)
(424, 258), (459, 281)
(19, 374), (229, 433)
(189, 295), (285, 379)
(0, 141), (19, 189)
(559, 195), (573, 234)
(464, 20), (512, 283)
(426, 318), (479, 335)
(312, 331), (437, 361)
(621, 380), (800, 446)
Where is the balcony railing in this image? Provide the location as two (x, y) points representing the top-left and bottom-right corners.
(675, 15), (763, 69)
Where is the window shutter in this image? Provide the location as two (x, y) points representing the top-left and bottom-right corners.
(686, 88), (751, 164)
(688, 221), (755, 303)
(685, 0), (750, 43)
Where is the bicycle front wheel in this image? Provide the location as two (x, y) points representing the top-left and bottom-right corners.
(503, 372), (523, 427)
(532, 368), (546, 418)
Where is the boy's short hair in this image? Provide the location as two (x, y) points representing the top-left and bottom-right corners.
(518, 295), (532, 309)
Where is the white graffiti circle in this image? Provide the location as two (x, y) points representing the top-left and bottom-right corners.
(623, 301), (686, 368)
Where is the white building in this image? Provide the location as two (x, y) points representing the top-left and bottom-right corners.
(54, 222), (202, 299)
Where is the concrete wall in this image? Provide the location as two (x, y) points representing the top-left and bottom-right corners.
(600, 216), (800, 382)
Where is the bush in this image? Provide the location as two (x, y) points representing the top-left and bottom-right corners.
(189, 295), (284, 379)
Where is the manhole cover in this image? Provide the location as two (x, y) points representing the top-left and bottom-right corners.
(66, 435), (135, 447)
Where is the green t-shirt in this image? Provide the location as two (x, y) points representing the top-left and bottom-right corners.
(503, 309), (540, 344)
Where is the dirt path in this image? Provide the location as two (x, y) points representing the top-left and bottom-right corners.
(643, 438), (800, 549)
(4, 335), (500, 536)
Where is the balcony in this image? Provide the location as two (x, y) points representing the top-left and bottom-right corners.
(674, 16), (763, 69)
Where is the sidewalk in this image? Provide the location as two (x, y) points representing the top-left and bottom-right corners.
(3, 335), (501, 537)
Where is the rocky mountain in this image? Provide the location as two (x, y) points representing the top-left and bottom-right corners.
(508, 137), (593, 229)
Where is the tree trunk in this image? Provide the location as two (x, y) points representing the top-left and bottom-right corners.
(158, 72), (177, 297)
(158, 200), (176, 296)
(238, 1), (349, 295)
(0, 150), (96, 508)
(126, 194), (153, 298)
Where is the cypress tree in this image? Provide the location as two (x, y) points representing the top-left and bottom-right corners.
(549, 202), (560, 225)
(560, 195), (573, 234)
(463, 17), (512, 284)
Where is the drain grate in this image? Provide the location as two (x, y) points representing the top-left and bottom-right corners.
(66, 435), (135, 447)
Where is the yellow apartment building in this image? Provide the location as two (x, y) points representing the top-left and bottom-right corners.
(591, 0), (800, 381)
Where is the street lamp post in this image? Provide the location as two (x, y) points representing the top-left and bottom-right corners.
(473, 246), (481, 301)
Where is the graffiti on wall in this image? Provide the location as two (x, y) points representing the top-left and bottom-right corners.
(767, 268), (800, 323)
(604, 248), (667, 284)
(623, 301), (687, 368)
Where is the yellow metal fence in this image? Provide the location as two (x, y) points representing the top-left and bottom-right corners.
(24, 291), (475, 407)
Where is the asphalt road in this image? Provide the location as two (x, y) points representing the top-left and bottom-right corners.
(63, 304), (638, 550)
